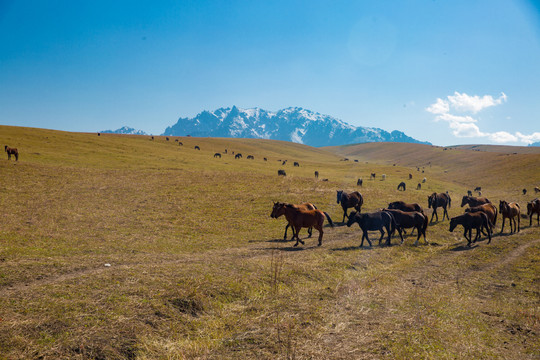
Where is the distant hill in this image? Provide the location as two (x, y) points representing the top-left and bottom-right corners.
(163, 106), (430, 147)
(528, 141), (540, 147)
(101, 126), (147, 135)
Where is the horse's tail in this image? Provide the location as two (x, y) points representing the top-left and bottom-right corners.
(422, 212), (429, 234)
(493, 206), (498, 226)
(323, 212), (334, 228)
(448, 195), (451, 208)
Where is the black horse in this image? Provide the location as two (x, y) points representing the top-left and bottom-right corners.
(336, 190), (363, 223)
(449, 212), (492, 246)
(397, 182), (406, 191)
(346, 210), (396, 247)
(428, 192), (451, 222)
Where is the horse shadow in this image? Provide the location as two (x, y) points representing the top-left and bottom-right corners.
(450, 244), (479, 251)
(331, 245), (376, 252)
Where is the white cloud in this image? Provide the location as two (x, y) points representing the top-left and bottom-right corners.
(426, 98), (449, 114)
(426, 91), (537, 145)
(447, 92), (507, 113)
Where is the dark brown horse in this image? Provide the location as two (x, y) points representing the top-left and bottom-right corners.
(346, 210), (396, 247)
(464, 203), (497, 235)
(460, 195), (490, 207)
(449, 212), (492, 246)
(383, 209), (428, 245)
(387, 201), (424, 214)
(527, 198), (540, 226)
(428, 192), (451, 222)
(336, 190), (363, 222)
(278, 169), (286, 176)
(271, 202), (316, 240)
(235, 153), (242, 159)
(5, 145), (18, 161)
(214, 153), (221, 158)
(270, 203), (333, 247)
(397, 182), (406, 191)
(499, 200), (520, 234)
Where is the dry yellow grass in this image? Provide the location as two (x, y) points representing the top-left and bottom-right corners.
(0, 126), (539, 359)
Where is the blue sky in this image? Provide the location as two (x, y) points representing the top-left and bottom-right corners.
(1, 0), (539, 146)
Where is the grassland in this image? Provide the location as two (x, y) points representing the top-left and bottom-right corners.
(1, 125), (539, 359)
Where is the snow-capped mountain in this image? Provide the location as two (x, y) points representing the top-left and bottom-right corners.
(101, 126), (148, 135)
(163, 106), (430, 147)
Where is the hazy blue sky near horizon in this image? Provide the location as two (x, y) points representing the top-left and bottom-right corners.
(1, 0), (539, 146)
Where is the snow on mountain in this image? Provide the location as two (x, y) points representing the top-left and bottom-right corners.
(163, 106), (430, 147)
(101, 126), (148, 135)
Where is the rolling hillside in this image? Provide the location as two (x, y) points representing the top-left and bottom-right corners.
(1, 126), (539, 359)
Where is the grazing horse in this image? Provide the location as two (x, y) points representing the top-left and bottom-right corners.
(523, 189), (527, 195)
(270, 203), (333, 247)
(214, 153), (221, 158)
(409, 173), (413, 180)
(4, 146), (18, 161)
(383, 209), (428, 245)
(449, 212), (492, 246)
(387, 201), (424, 214)
(428, 192), (451, 222)
(460, 195), (491, 208)
(499, 200), (520, 234)
(381, 174), (386, 180)
(270, 202), (316, 240)
(194, 145), (200, 150)
(263, 157), (267, 161)
(422, 177), (427, 183)
(235, 153), (242, 159)
(370, 173), (376, 180)
(465, 203), (497, 235)
(278, 169), (286, 176)
(178, 142), (183, 146)
(527, 198), (540, 226)
(282, 160), (287, 165)
(535, 186), (540, 193)
(474, 186), (482, 192)
(247, 155), (254, 159)
(467, 190), (473, 196)
(397, 182), (406, 191)
(336, 190), (364, 223)
(357, 178), (363, 186)
(346, 210), (396, 247)
(314, 171), (319, 179)
(416, 183), (421, 190)
(293, 162), (299, 167)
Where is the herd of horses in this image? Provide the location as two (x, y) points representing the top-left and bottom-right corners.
(271, 190), (540, 249)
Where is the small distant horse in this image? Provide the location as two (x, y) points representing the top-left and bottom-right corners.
(214, 153), (221, 158)
(270, 203), (333, 247)
(527, 198), (540, 226)
(460, 195), (490, 208)
(346, 210), (396, 247)
(474, 186), (482, 192)
(175, 139), (179, 142)
(422, 177), (427, 183)
(178, 142), (183, 146)
(336, 190), (364, 223)
(499, 200), (520, 234)
(194, 145), (200, 150)
(522, 189), (527, 195)
(166, 137), (169, 141)
(449, 212), (492, 246)
(464, 203), (497, 235)
(263, 158), (267, 161)
(282, 160), (287, 165)
(428, 192), (451, 222)
(357, 178), (363, 186)
(278, 169), (286, 176)
(247, 155), (254, 159)
(5, 146), (18, 161)
(224, 149), (227, 154)
(409, 173), (413, 180)
(535, 187), (540, 193)
(381, 174), (386, 181)
(235, 153), (242, 159)
(270, 202), (316, 240)
(416, 183), (421, 190)
(293, 162), (299, 167)
(383, 209), (428, 245)
(467, 190), (473, 196)
(397, 182), (406, 191)
(370, 173), (376, 180)
(314, 171), (319, 179)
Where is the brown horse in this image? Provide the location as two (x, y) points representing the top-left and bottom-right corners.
(387, 201), (424, 214)
(428, 192), (451, 222)
(270, 202), (316, 240)
(383, 209), (428, 245)
(5, 145), (18, 161)
(464, 203), (497, 235)
(336, 190), (363, 222)
(270, 203), (333, 247)
(499, 200), (520, 234)
(527, 198), (540, 226)
(449, 212), (492, 246)
(397, 182), (406, 191)
(460, 195), (490, 207)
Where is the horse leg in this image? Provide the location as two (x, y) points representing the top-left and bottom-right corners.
(500, 217), (505, 234)
(414, 226), (422, 246)
(308, 226), (313, 238)
(517, 215), (520, 232)
(342, 209), (347, 224)
(283, 223), (289, 240)
(316, 226), (323, 246)
(378, 229), (385, 245)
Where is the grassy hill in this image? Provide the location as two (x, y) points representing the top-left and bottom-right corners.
(1, 126), (539, 359)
